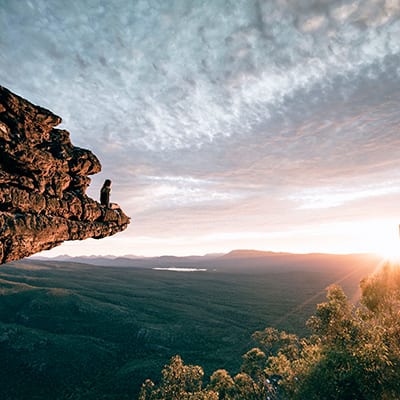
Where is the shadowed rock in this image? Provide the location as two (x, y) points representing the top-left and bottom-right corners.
(0, 85), (130, 264)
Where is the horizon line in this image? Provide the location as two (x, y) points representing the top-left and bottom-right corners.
(30, 248), (379, 260)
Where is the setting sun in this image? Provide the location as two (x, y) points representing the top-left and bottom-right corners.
(366, 222), (400, 261)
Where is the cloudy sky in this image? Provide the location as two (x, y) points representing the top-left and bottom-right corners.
(1, 0), (400, 257)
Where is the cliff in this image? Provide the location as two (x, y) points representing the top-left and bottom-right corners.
(0, 85), (130, 264)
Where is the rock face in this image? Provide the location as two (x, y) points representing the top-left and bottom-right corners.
(0, 85), (130, 264)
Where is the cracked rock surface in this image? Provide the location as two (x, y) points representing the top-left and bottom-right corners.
(0, 85), (130, 264)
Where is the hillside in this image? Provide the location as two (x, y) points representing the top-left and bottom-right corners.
(0, 252), (380, 399)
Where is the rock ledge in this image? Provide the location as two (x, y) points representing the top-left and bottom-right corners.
(0, 85), (130, 264)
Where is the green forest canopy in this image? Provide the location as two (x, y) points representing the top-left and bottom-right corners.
(140, 261), (400, 400)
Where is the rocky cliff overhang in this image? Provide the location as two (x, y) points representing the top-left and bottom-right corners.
(0, 85), (130, 264)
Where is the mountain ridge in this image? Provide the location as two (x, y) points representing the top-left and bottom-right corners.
(30, 249), (380, 272)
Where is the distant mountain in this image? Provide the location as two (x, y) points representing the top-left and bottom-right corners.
(222, 249), (289, 258)
(32, 254), (119, 261)
(30, 250), (381, 273)
(31, 252), (223, 265)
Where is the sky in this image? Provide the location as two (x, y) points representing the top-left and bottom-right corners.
(1, 0), (400, 257)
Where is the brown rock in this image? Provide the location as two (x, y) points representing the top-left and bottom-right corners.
(0, 85), (130, 264)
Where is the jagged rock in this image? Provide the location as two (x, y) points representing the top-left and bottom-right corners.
(0, 85), (130, 264)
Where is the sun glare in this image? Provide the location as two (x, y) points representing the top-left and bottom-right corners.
(371, 223), (400, 262)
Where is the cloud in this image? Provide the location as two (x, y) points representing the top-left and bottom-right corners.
(1, 0), (400, 255)
(330, 2), (359, 22)
(289, 183), (400, 209)
(1, 0), (400, 153)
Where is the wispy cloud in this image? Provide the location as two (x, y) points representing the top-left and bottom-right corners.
(2, 0), (400, 152)
(289, 183), (400, 209)
(1, 0), (400, 255)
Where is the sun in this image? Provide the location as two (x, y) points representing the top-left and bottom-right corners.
(370, 223), (400, 262)
(378, 240), (400, 262)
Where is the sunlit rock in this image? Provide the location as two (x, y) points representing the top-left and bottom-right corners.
(0, 85), (130, 264)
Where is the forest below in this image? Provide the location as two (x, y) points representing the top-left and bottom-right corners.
(0, 252), (383, 399)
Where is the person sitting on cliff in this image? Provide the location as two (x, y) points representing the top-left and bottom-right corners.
(100, 179), (112, 208)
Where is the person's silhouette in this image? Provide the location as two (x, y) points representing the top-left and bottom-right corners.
(100, 179), (112, 207)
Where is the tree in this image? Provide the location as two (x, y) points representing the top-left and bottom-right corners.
(264, 272), (400, 400)
(138, 355), (218, 400)
(139, 263), (400, 399)
(208, 369), (235, 399)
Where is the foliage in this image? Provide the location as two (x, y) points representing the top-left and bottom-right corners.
(140, 262), (400, 399)
(208, 369), (235, 399)
(139, 354), (280, 400)
(138, 355), (218, 400)
(4, 257), (359, 399)
(255, 263), (400, 400)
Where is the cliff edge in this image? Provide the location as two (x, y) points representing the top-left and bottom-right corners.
(0, 85), (130, 264)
